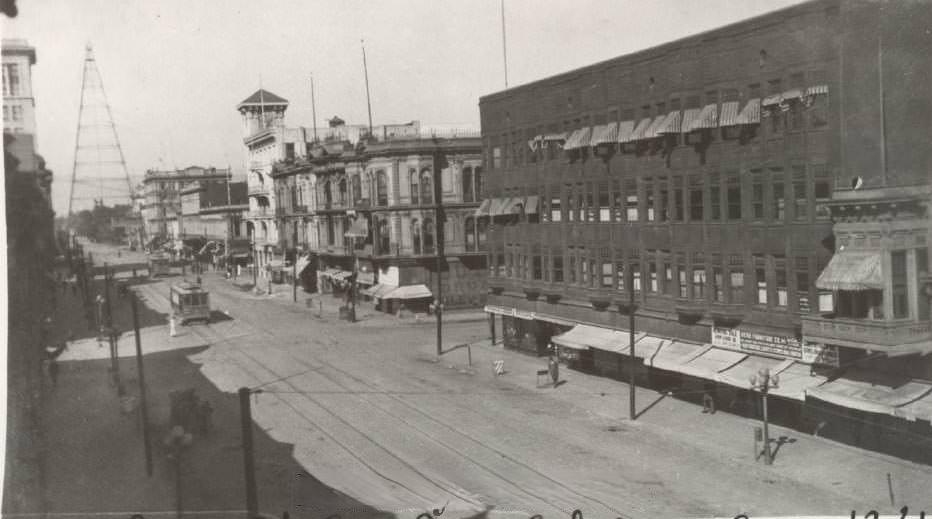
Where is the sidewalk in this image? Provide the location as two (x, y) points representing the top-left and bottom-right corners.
(422, 338), (932, 509)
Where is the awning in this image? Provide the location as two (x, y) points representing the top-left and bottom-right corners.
(523, 195), (540, 215)
(474, 198), (492, 217)
(489, 197), (509, 216)
(734, 99), (761, 125)
(718, 101), (740, 127)
(563, 127), (593, 151)
(629, 118), (654, 141)
(542, 132), (568, 144)
(895, 391), (932, 422)
(344, 217), (369, 239)
(644, 115), (668, 139)
(806, 85), (829, 96)
(716, 355), (793, 390)
(590, 122), (619, 146)
(762, 94), (782, 107)
(675, 347), (747, 379)
(647, 340), (707, 370)
(631, 335), (668, 361)
(356, 272), (375, 285)
(680, 108), (702, 132)
(552, 324), (624, 353)
(814, 251), (883, 291)
(527, 135), (543, 151)
(385, 284), (433, 300)
(806, 370), (932, 416)
(691, 104), (719, 130)
(782, 88), (803, 102)
(616, 120), (636, 143)
(501, 197), (525, 215)
(655, 111), (682, 134)
(484, 304), (511, 316)
(371, 283), (397, 299)
(294, 255), (311, 275)
(884, 340), (932, 358)
(769, 362), (827, 401)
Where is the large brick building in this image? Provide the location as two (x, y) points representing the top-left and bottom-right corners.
(272, 118), (486, 311)
(479, 0), (932, 461)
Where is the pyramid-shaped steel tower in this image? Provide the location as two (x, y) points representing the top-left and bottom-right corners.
(67, 43), (132, 216)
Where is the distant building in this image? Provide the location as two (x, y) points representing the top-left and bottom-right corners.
(140, 166), (231, 246)
(179, 179), (248, 253)
(479, 0), (932, 462)
(272, 117), (486, 310)
(2, 38), (37, 138)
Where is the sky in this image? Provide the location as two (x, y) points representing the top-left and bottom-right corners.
(3, 0), (805, 214)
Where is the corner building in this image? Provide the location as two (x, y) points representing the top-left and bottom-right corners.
(479, 0), (932, 462)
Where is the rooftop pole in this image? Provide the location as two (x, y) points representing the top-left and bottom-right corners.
(501, 0), (509, 88)
(361, 40), (374, 136)
(310, 74), (318, 142)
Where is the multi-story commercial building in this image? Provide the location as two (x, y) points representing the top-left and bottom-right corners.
(236, 89), (317, 274)
(272, 117), (486, 310)
(179, 179), (248, 251)
(140, 166), (230, 246)
(479, 0), (932, 461)
(3, 38), (37, 138)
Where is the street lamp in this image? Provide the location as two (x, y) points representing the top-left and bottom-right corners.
(749, 368), (780, 465)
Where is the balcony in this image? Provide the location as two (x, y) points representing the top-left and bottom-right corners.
(249, 207), (271, 218)
(248, 184), (269, 196)
(801, 314), (932, 350)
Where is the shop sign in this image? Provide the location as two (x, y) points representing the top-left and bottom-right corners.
(801, 341), (840, 367)
(712, 326), (803, 359)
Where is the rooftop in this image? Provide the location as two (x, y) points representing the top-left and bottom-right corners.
(237, 89), (288, 109)
(2, 38), (36, 64)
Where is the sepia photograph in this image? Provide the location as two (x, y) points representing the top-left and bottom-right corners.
(2, 0), (932, 517)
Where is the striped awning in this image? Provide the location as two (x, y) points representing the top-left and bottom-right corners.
(734, 98), (761, 125)
(718, 101), (740, 127)
(655, 111), (683, 134)
(628, 118), (654, 141)
(680, 108), (702, 133)
(644, 115), (668, 139)
(563, 127), (593, 150)
(590, 122), (619, 146)
(815, 251), (883, 291)
(474, 198), (492, 217)
(691, 104), (719, 130)
(616, 120), (637, 143)
(806, 84), (829, 96)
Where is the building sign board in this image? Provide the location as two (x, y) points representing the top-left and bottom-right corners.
(711, 326), (840, 367)
(801, 341), (841, 367)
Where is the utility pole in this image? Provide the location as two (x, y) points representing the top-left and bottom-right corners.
(501, 0), (509, 88)
(238, 387), (259, 518)
(361, 40), (374, 136)
(292, 251), (297, 303)
(433, 140), (446, 357)
(225, 166), (232, 268)
(131, 295), (153, 476)
(628, 267), (636, 420)
(310, 74), (318, 143)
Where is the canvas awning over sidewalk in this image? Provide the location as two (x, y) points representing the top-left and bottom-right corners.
(806, 370), (932, 417)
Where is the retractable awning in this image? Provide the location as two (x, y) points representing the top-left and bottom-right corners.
(716, 355), (792, 391)
(646, 340), (707, 370)
(895, 391), (932, 422)
(769, 362), (827, 401)
(675, 347), (746, 379)
(806, 370), (932, 416)
(523, 196), (540, 215)
(563, 127), (593, 150)
(474, 198), (492, 217)
(680, 108), (703, 133)
(590, 122), (619, 146)
(762, 94), (782, 107)
(370, 283), (397, 299)
(806, 85), (829, 96)
(655, 111), (683, 134)
(718, 101), (740, 127)
(629, 118), (654, 141)
(734, 99), (761, 125)
(781, 88), (804, 102)
(644, 115), (668, 139)
(884, 340), (932, 358)
(691, 104), (719, 130)
(551, 324), (624, 353)
(489, 197), (509, 216)
(815, 251), (883, 291)
(616, 120), (636, 143)
(542, 132), (568, 144)
(385, 284), (433, 300)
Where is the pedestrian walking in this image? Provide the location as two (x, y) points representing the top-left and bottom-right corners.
(548, 355), (559, 386)
(702, 382), (717, 414)
(48, 358), (59, 387)
(169, 315), (177, 337)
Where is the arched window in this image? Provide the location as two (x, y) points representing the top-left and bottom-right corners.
(352, 176), (362, 203)
(409, 169), (419, 205)
(338, 178), (347, 205)
(462, 167), (474, 202)
(422, 217), (435, 254)
(465, 217), (476, 249)
(260, 221), (268, 240)
(420, 169), (433, 205)
(376, 170), (388, 206)
(411, 218), (421, 254)
(246, 221), (255, 241)
(378, 218), (390, 254)
(324, 180), (333, 206)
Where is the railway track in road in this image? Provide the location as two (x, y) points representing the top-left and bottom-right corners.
(192, 283), (637, 518)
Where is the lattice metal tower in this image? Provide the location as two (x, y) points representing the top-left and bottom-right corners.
(67, 43), (132, 216)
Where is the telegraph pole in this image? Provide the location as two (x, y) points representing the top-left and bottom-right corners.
(628, 267), (636, 420)
(225, 166), (232, 267)
(433, 140), (445, 357)
(130, 295), (153, 476)
(238, 387), (259, 517)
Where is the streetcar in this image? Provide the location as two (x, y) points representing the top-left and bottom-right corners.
(148, 252), (172, 278)
(170, 282), (211, 325)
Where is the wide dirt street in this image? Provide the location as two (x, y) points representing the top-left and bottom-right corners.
(109, 260), (931, 519)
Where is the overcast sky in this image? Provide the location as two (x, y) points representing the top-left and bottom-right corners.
(3, 0), (804, 214)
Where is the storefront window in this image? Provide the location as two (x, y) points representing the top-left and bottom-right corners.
(713, 266), (724, 302)
(892, 250), (909, 318)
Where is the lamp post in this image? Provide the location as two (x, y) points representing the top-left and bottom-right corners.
(749, 368), (780, 465)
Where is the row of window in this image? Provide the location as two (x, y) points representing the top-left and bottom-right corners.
(491, 249), (834, 313)
(488, 71), (829, 169)
(2, 63), (21, 97)
(2, 105), (23, 122)
(312, 214), (487, 255)
(495, 164), (831, 225)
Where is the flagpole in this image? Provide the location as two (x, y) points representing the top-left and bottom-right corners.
(361, 39), (374, 136)
(501, 0), (508, 88)
(310, 74), (318, 142)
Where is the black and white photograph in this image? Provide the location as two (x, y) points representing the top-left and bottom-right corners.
(3, 0), (932, 517)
